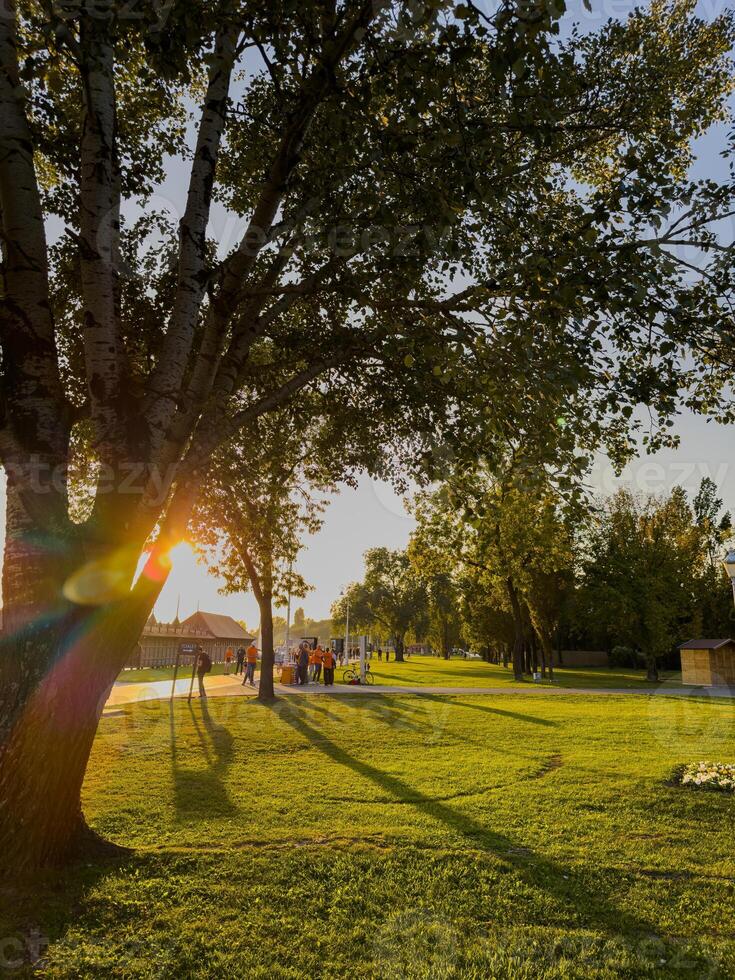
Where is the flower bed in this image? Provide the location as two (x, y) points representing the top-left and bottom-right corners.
(672, 762), (735, 793)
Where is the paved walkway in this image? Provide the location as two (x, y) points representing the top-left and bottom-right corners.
(106, 673), (735, 709)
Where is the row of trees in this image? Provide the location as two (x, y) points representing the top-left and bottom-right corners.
(331, 475), (733, 683)
(3, 0), (735, 870)
(570, 480), (733, 674)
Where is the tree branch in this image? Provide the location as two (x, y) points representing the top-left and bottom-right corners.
(144, 24), (241, 444)
(0, 1), (66, 468)
(78, 15), (127, 457)
(209, 1), (381, 332)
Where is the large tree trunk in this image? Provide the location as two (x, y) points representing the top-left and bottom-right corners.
(538, 627), (555, 681)
(234, 544), (277, 704)
(394, 634), (406, 663)
(506, 578), (525, 681)
(0, 470), (171, 874)
(441, 617), (450, 659)
(529, 631), (538, 675)
(0, 573), (159, 873)
(257, 591), (275, 703)
(0, 481), (77, 744)
(526, 603), (556, 682)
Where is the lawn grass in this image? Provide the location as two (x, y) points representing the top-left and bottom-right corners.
(118, 661), (242, 683)
(4, 691), (735, 977)
(117, 657), (684, 690)
(363, 656), (683, 690)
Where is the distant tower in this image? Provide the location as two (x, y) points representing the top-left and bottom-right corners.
(173, 594), (181, 627)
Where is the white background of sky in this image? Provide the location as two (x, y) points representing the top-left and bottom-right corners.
(0, 0), (733, 628)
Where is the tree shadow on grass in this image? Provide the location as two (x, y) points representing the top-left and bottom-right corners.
(419, 694), (557, 728)
(169, 700), (238, 820)
(273, 700), (658, 941)
(282, 693), (450, 740)
(348, 697), (436, 735)
(0, 855), (131, 974)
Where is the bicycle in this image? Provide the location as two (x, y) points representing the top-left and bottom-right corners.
(342, 664), (375, 685)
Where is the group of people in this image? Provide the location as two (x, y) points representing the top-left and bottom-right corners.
(200, 637), (391, 697)
(292, 641), (336, 686)
(224, 643), (259, 686)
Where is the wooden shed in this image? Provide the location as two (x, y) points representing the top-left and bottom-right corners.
(679, 638), (735, 687)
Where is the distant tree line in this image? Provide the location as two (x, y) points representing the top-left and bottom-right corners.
(335, 476), (734, 683)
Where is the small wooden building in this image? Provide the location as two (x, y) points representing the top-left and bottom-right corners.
(679, 638), (735, 687)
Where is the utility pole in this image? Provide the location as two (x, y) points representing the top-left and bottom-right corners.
(344, 600), (350, 664)
(284, 559), (293, 662)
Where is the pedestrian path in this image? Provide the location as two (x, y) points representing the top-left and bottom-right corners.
(107, 673), (245, 706)
(106, 672), (735, 708)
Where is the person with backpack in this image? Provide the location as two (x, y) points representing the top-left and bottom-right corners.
(196, 646), (212, 698)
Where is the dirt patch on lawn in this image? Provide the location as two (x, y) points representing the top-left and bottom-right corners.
(528, 754), (563, 780)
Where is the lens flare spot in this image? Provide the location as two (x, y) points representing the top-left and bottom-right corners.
(137, 540), (193, 585)
(63, 549), (138, 606)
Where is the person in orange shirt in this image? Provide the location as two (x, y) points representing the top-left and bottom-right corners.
(224, 647), (234, 674)
(242, 642), (258, 687)
(312, 645), (324, 683)
(322, 646), (335, 686)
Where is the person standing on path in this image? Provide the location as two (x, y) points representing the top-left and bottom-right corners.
(313, 645), (324, 683)
(243, 642), (258, 686)
(322, 646), (335, 686)
(235, 646), (246, 675)
(196, 646), (212, 698)
(298, 642), (310, 686)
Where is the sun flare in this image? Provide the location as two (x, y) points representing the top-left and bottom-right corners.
(167, 541), (195, 568)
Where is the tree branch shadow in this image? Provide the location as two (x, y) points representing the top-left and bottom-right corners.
(418, 693), (557, 727)
(169, 701), (238, 820)
(273, 700), (655, 939)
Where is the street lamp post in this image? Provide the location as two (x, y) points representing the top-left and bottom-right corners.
(344, 600), (350, 665)
(284, 559), (293, 664)
(723, 550), (735, 605)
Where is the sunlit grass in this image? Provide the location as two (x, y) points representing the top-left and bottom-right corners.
(117, 657), (684, 690)
(5, 692), (735, 977)
(362, 656), (683, 690)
